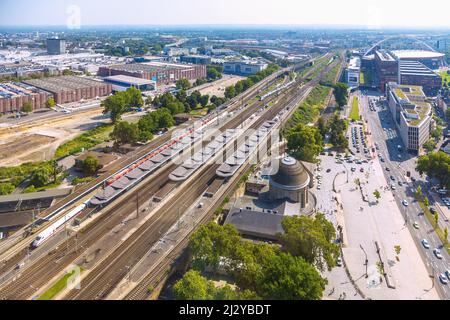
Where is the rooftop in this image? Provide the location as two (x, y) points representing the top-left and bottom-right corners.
(23, 76), (107, 93)
(390, 83), (432, 127)
(103, 62), (196, 73)
(392, 50), (445, 60)
(104, 75), (156, 86)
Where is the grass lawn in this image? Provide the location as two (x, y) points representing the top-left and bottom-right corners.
(439, 70), (450, 87)
(350, 96), (360, 121)
(38, 267), (85, 300)
(54, 123), (113, 159)
(189, 108), (209, 117)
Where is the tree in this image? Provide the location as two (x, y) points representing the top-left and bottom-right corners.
(423, 140), (437, 153)
(373, 190), (381, 203)
(431, 125), (443, 140)
(82, 156), (99, 175)
(199, 95), (210, 108)
(445, 228), (449, 244)
(416, 152), (450, 189)
(424, 196), (429, 207)
(102, 93), (127, 123)
(127, 87), (143, 108)
(257, 252), (327, 300)
(225, 86), (236, 99)
(416, 185), (422, 198)
(286, 124), (323, 163)
(45, 97), (56, 109)
(176, 78), (191, 91)
(110, 121), (139, 145)
(22, 101), (33, 113)
(173, 270), (215, 300)
(30, 166), (51, 188)
(328, 115), (348, 150)
(333, 83), (349, 108)
(434, 213), (439, 229)
(317, 116), (328, 137)
(277, 214), (340, 272)
(394, 245), (402, 262)
(0, 183), (15, 195)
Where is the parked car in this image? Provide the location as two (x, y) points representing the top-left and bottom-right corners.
(402, 200), (409, 207)
(413, 222), (420, 230)
(336, 257), (343, 267)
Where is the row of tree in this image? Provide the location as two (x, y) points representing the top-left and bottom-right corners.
(174, 214), (338, 300)
(224, 64), (279, 99)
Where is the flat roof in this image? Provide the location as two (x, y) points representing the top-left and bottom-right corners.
(0, 82), (47, 99)
(23, 76), (107, 94)
(392, 50), (445, 59)
(104, 75), (156, 86)
(0, 188), (72, 204)
(103, 62), (196, 74)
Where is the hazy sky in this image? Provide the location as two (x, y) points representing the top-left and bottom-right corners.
(1, 0), (450, 28)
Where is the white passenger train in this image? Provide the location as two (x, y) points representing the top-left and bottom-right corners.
(30, 200), (90, 249)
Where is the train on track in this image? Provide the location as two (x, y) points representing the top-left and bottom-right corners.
(30, 200), (90, 249)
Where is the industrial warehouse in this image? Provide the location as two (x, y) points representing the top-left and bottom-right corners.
(23, 75), (112, 105)
(0, 81), (51, 113)
(97, 61), (206, 85)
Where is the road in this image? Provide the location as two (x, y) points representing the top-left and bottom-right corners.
(359, 90), (450, 298)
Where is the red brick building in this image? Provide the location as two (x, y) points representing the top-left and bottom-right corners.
(98, 62), (206, 85)
(0, 82), (51, 113)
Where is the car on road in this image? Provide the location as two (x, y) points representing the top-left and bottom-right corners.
(390, 176), (396, 181)
(326, 169), (331, 173)
(402, 200), (409, 206)
(434, 249), (443, 259)
(439, 273), (449, 285)
(413, 222), (420, 229)
(445, 270), (450, 281)
(360, 168), (364, 173)
(422, 239), (430, 249)
(386, 167), (390, 172)
(351, 167), (356, 172)
(430, 207), (437, 214)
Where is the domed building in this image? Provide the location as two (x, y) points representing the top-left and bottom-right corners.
(268, 156), (310, 208)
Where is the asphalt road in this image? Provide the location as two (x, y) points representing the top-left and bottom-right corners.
(359, 90), (450, 298)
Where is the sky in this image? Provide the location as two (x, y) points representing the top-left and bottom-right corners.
(1, 0), (450, 29)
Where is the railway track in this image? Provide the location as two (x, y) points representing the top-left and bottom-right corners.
(0, 57), (331, 300)
(62, 65), (328, 300)
(0, 65), (295, 273)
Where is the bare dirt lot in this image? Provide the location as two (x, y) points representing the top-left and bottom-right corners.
(0, 108), (109, 166)
(191, 75), (245, 98)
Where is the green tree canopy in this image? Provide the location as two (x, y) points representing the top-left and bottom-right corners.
(110, 121), (139, 145)
(333, 83), (349, 108)
(176, 78), (192, 91)
(45, 97), (56, 109)
(82, 156), (99, 175)
(277, 214), (340, 272)
(22, 101), (33, 113)
(286, 124), (323, 163)
(30, 166), (51, 188)
(416, 151), (450, 189)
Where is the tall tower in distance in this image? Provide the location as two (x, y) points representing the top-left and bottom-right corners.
(47, 38), (66, 55)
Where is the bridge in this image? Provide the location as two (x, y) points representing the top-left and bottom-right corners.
(364, 35), (437, 57)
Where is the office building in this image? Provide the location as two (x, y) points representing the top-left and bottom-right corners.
(223, 60), (268, 76)
(386, 83), (432, 153)
(375, 50), (398, 92)
(180, 55), (212, 65)
(398, 60), (442, 96)
(47, 38), (66, 55)
(103, 75), (156, 92)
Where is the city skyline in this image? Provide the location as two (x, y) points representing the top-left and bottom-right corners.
(1, 0), (450, 29)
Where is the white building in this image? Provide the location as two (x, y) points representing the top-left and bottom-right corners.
(386, 83), (433, 153)
(346, 57), (361, 88)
